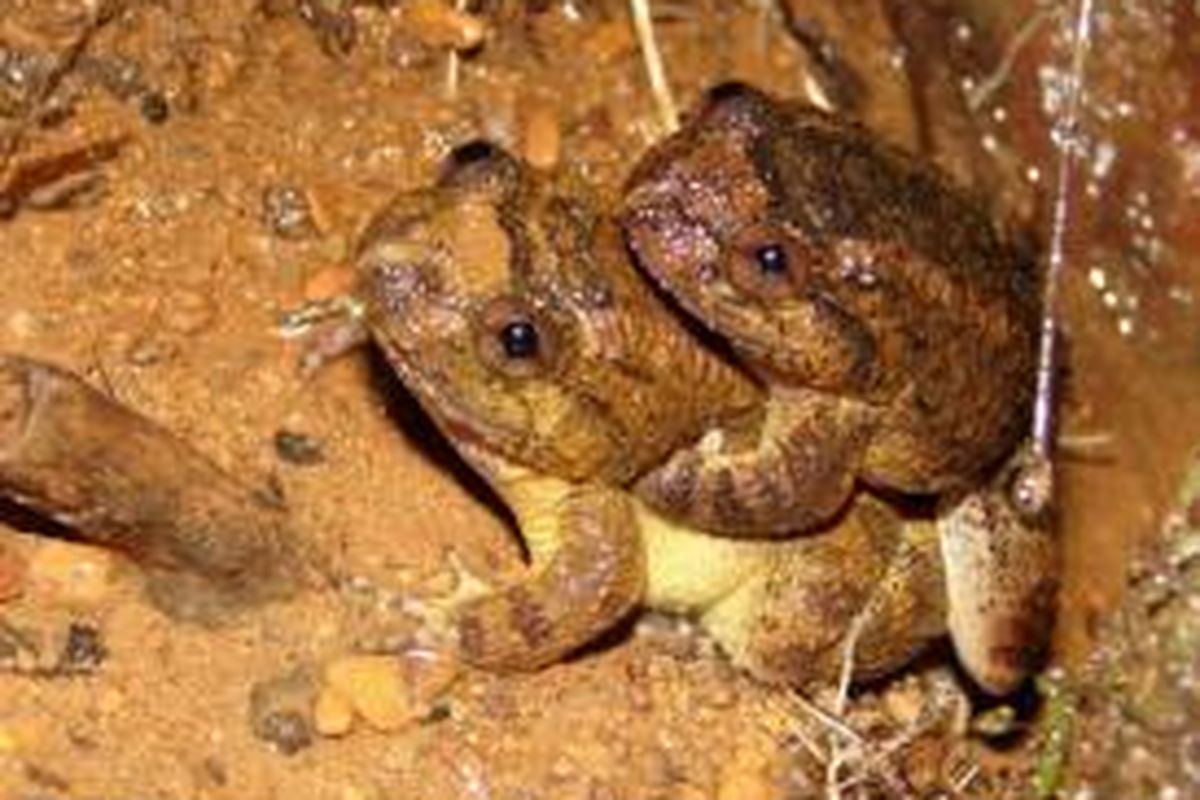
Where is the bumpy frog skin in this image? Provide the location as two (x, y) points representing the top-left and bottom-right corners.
(620, 85), (1056, 693)
(355, 143), (946, 685)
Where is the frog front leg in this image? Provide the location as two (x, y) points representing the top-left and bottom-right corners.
(938, 472), (1058, 694)
(450, 476), (646, 671)
(635, 389), (872, 537)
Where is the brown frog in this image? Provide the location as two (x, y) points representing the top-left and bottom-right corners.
(353, 141), (946, 685)
(620, 84), (1056, 693)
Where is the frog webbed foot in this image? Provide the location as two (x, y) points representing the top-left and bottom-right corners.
(939, 477), (1058, 695)
(450, 482), (646, 671)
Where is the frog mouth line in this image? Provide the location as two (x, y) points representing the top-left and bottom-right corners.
(369, 325), (535, 471)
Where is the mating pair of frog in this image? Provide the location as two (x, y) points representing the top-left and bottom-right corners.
(351, 84), (1056, 695)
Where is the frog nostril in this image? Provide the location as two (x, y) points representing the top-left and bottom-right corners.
(706, 81), (757, 104)
(448, 139), (503, 168)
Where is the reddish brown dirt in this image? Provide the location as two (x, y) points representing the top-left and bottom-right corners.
(0, 2), (1196, 798)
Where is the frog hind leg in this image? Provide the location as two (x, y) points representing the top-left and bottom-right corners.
(702, 496), (945, 686)
(451, 481), (646, 671)
(635, 391), (871, 538)
(939, 487), (1058, 694)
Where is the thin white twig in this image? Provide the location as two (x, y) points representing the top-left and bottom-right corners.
(966, 7), (1053, 112)
(1033, 0), (1096, 461)
(630, 0), (679, 133)
(445, 0), (469, 99)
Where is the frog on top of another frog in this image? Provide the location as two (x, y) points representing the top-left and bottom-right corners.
(354, 140), (947, 687)
(620, 83), (1056, 693)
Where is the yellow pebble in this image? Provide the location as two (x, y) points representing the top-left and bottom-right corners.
(313, 687), (355, 738)
(323, 655), (412, 732)
(28, 540), (114, 606)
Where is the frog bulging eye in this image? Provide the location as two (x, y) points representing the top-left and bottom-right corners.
(499, 319), (540, 359)
(725, 227), (811, 302)
(477, 297), (558, 377)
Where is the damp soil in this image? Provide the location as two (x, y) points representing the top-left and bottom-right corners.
(0, 1), (1197, 798)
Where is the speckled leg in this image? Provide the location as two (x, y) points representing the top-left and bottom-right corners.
(701, 497), (947, 687)
(939, 484), (1057, 694)
(635, 391), (871, 538)
(451, 481), (646, 671)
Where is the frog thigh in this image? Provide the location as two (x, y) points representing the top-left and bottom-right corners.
(701, 496), (929, 686)
(848, 519), (947, 681)
(635, 392), (870, 537)
(939, 488), (1057, 694)
(452, 482), (646, 671)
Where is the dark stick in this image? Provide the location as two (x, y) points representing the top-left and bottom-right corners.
(0, 354), (313, 615)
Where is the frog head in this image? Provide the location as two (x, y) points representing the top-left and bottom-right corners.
(356, 142), (758, 486)
(619, 83), (859, 388)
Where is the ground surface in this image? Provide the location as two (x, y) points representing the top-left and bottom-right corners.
(0, 1), (1197, 798)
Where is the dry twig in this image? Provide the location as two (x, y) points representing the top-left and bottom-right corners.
(630, 0), (679, 133)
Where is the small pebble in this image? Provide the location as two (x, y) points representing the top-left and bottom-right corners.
(274, 429), (325, 466)
(522, 101), (561, 170)
(125, 335), (176, 366)
(263, 184), (321, 240)
(322, 654), (412, 732)
(406, 0), (488, 51)
(27, 541), (114, 606)
(319, 649), (457, 735)
(314, 687), (354, 737)
(882, 679), (926, 727)
(58, 622), (106, 672)
(257, 710), (313, 755)
(138, 91), (170, 124)
(249, 670), (317, 755)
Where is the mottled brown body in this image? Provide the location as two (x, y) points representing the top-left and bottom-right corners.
(623, 84), (1040, 535)
(357, 143), (949, 685)
(357, 142), (754, 670)
(621, 85), (1054, 693)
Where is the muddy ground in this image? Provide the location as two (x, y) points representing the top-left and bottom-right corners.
(0, 1), (1197, 798)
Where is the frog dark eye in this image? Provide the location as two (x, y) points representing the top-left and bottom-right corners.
(478, 297), (559, 377)
(499, 319), (539, 359)
(754, 243), (789, 276)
